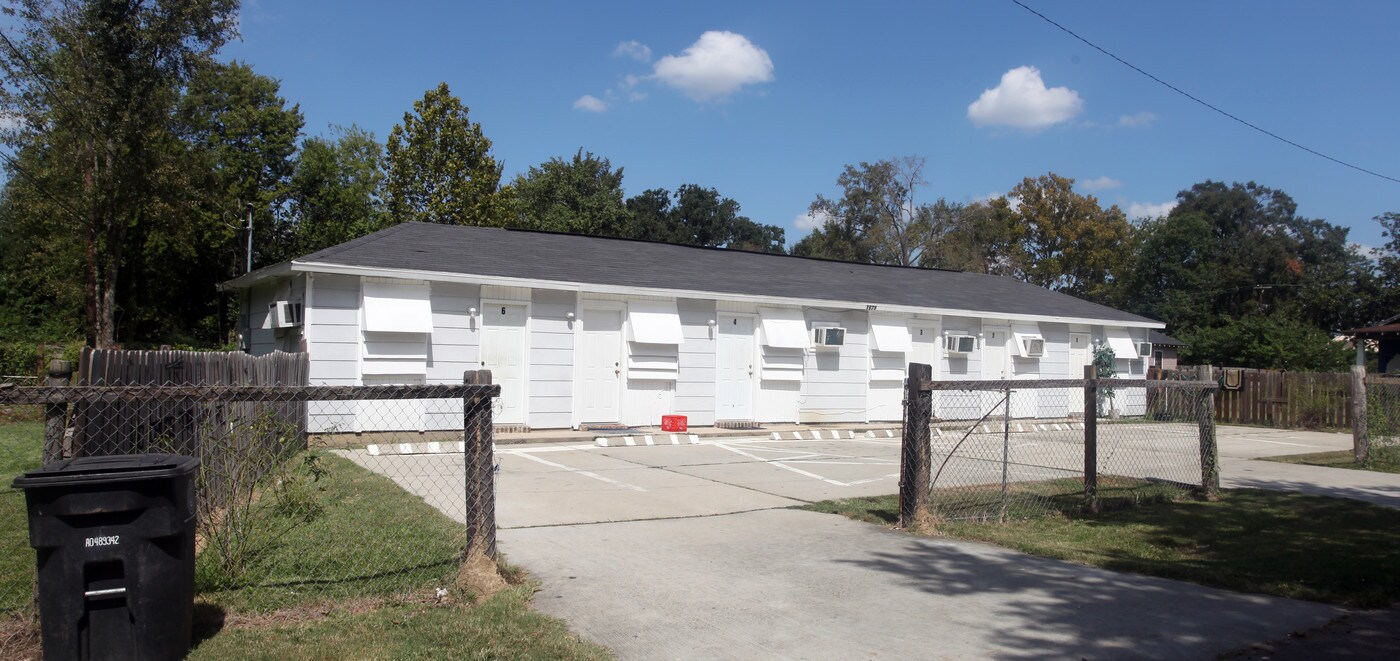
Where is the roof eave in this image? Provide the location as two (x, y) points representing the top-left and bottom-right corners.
(292, 260), (1166, 329)
(217, 261), (295, 291)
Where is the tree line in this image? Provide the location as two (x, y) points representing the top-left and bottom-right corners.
(1, 1), (1395, 373)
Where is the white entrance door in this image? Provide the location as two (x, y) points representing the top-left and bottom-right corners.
(1068, 332), (1090, 414)
(983, 326), (1010, 415)
(577, 308), (622, 424)
(482, 303), (528, 424)
(911, 321), (941, 419)
(717, 315), (754, 420)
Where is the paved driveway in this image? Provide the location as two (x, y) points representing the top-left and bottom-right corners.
(348, 425), (1373, 659)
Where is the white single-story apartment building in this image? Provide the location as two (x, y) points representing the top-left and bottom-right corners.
(222, 222), (1163, 432)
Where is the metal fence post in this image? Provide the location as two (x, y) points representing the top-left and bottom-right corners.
(899, 362), (933, 529)
(463, 370), (497, 559)
(1197, 364), (1220, 499)
(1083, 364), (1099, 512)
(1351, 365), (1370, 462)
(1000, 384), (1011, 521)
(43, 359), (72, 464)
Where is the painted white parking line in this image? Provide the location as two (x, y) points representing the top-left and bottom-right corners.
(1235, 438), (1317, 448)
(714, 443), (850, 487)
(845, 473), (901, 486)
(505, 450), (648, 492)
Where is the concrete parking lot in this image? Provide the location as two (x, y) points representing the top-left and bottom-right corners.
(335, 423), (1388, 659)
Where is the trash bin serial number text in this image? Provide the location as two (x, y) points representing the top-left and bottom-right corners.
(84, 535), (120, 547)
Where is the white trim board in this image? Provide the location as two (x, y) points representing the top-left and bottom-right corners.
(269, 261), (1164, 330)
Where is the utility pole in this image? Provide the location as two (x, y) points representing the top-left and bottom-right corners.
(245, 202), (254, 274)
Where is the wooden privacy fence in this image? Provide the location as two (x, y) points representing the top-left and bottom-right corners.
(65, 348), (309, 460)
(1153, 367), (1354, 430)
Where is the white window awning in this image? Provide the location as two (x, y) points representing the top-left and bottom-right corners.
(1104, 327), (1140, 359)
(363, 280), (432, 334)
(627, 300), (685, 345)
(1011, 323), (1043, 358)
(759, 307), (809, 349)
(869, 316), (912, 353)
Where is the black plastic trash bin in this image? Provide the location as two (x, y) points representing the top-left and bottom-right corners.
(13, 454), (200, 661)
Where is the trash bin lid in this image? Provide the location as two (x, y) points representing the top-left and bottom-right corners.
(12, 453), (199, 489)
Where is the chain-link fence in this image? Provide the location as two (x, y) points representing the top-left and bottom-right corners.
(1, 373), (500, 615)
(1365, 377), (1400, 465)
(899, 363), (1219, 527)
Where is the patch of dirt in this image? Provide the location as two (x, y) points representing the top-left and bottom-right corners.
(456, 548), (507, 598)
(0, 612), (41, 661)
(1220, 608), (1400, 660)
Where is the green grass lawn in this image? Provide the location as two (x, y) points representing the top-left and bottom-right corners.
(188, 585), (611, 661)
(1258, 447), (1400, 475)
(0, 421), (612, 659)
(195, 452), (469, 613)
(806, 488), (1400, 608)
(0, 421), (42, 616)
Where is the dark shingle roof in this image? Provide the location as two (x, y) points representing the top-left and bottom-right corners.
(292, 223), (1158, 325)
(1148, 330), (1187, 347)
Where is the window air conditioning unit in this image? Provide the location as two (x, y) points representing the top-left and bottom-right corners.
(813, 327), (846, 348)
(1137, 342), (1152, 358)
(944, 334), (975, 355)
(1023, 338), (1045, 357)
(269, 300), (303, 328)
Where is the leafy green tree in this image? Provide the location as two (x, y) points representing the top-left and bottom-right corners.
(177, 60), (304, 267)
(287, 125), (388, 256)
(919, 197), (1023, 275)
(1180, 312), (1353, 371)
(513, 149), (629, 236)
(385, 83), (509, 227)
(624, 185), (784, 253)
(0, 0), (239, 347)
(1372, 212), (1400, 319)
(793, 157), (931, 265)
(1010, 173), (1133, 303)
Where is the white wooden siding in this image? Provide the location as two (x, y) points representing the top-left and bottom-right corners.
(799, 310), (868, 423)
(675, 298), (717, 426)
(529, 289), (574, 429)
(307, 274), (360, 432)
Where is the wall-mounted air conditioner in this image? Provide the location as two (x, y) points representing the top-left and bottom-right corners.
(813, 327), (846, 348)
(1137, 342), (1152, 359)
(1023, 338), (1045, 357)
(944, 334), (975, 355)
(269, 300), (303, 328)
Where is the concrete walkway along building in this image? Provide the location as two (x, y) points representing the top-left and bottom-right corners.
(221, 222), (1161, 432)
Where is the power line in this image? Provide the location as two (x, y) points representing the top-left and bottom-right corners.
(1009, 0), (1400, 185)
(0, 148), (86, 222)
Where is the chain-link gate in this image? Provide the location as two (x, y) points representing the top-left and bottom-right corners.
(900, 363), (1220, 527)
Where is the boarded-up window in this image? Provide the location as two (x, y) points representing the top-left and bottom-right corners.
(760, 347), (804, 381)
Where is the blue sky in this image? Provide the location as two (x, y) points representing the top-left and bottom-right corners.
(227, 1), (1400, 250)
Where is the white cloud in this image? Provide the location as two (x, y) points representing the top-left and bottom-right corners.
(1127, 200), (1177, 219)
(572, 95), (608, 113)
(653, 31), (775, 102)
(1117, 111), (1157, 128)
(1079, 176), (1122, 192)
(967, 66), (1083, 129)
(613, 40), (652, 63)
(794, 210), (830, 231)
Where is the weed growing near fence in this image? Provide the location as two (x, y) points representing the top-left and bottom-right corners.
(808, 488), (1400, 608)
(196, 452), (465, 613)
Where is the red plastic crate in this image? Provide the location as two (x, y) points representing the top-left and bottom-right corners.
(661, 415), (688, 432)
